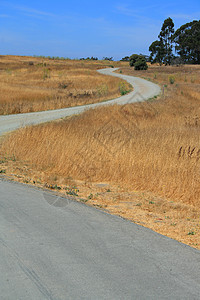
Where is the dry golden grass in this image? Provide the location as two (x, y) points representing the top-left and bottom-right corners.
(0, 55), (130, 114)
(1, 63), (200, 248)
(119, 63), (200, 85)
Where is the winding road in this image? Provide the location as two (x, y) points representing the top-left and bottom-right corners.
(0, 68), (160, 135)
(0, 69), (200, 299)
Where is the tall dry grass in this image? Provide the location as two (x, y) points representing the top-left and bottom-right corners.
(1, 65), (200, 207)
(0, 55), (130, 114)
(120, 64), (200, 84)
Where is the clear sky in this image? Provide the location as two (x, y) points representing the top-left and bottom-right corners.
(0, 0), (199, 60)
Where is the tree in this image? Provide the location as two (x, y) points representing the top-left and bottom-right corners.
(149, 17), (174, 65)
(173, 20), (200, 64)
(159, 17), (174, 65)
(80, 57), (98, 60)
(134, 57), (148, 70)
(149, 40), (165, 65)
(129, 54), (141, 66)
(90, 56), (98, 60)
(102, 57), (113, 61)
(129, 54), (148, 70)
(120, 56), (129, 61)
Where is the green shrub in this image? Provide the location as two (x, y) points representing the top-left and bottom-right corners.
(187, 231), (195, 235)
(119, 82), (130, 95)
(129, 54), (141, 66)
(129, 54), (148, 70)
(134, 58), (148, 70)
(43, 68), (50, 80)
(169, 75), (175, 84)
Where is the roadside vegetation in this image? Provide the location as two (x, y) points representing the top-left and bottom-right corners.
(0, 60), (200, 249)
(0, 55), (130, 115)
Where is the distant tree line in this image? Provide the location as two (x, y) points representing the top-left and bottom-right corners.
(120, 18), (199, 69)
(120, 56), (130, 61)
(79, 56), (114, 61)
(33, 55), (71, 60)
(102, 57), (114, 61)
(80, 56), (98, 60)
(149, 18), (200, 65)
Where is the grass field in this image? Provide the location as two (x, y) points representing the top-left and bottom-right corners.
(0, 55), (130, 114)
(0, 60), (200, 249)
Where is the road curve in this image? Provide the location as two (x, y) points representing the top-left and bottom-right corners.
(0, 68), (161, 136)
(0, 179), (200, 299)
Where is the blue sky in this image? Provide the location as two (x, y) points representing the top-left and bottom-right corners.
(0, 0), (200, 60)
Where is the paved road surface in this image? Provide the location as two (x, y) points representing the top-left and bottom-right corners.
(0, 179), (200, 299)
(0, 68), (161, 135)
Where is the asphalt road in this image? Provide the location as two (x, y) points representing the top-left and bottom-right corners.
(0, 68), (161, 135)
(1, 179), (200, 300)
